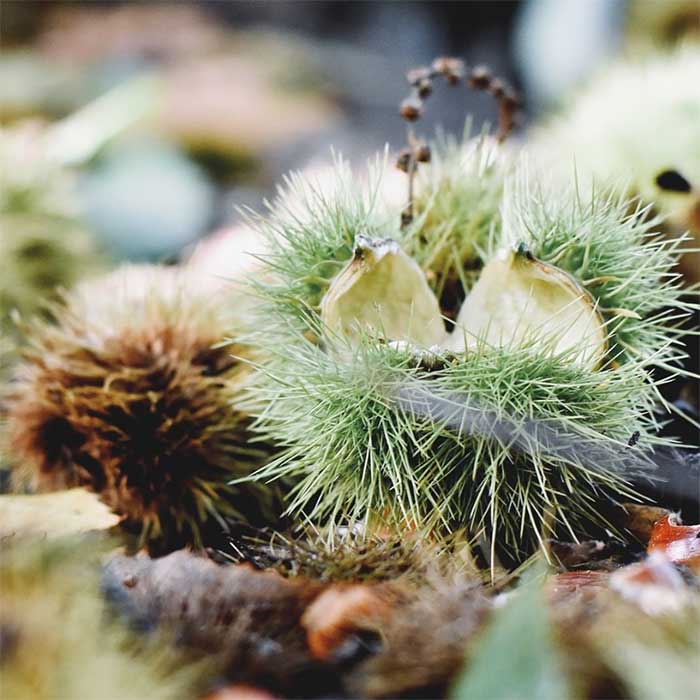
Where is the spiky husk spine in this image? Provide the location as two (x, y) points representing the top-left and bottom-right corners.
(219, 525), (476, 584)
(5, 264), (274, 548)
(626, 0), (700, 46)
(501, 174), (695, 378)
(403, 132), (507, 316)
(241, 133), (692, 559)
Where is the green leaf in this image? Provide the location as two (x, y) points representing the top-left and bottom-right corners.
(451, 574), (571, 700)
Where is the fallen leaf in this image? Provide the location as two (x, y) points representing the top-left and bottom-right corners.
(301, 584), (394, 660)
(200, 684), (276, 700)
(621, 503), (671, 543)
(647, 514), (700, 571)
(0, 488), (120, 539)
(451, 572), (570, 700)
(609, 552), (690, 615)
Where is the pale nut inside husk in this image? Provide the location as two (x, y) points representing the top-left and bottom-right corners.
(448, 248), (607, 369)
(321, 237), (607, 370)
(320, 235), (445, 349)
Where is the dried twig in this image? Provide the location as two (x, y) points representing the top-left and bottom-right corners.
(397, 56), (520, 228)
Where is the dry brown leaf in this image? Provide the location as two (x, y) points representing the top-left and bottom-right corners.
(647, 514), (700, 571)
(301, 584), (396, 660)
(200, 684), (276, 700)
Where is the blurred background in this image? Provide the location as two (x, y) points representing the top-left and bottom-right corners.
(5, 0), (689, 262)
(1, 0), (698, 502)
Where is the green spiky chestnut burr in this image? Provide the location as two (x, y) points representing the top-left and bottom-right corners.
(240, 134), (693, 559)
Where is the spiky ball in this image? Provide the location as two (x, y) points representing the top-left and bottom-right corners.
(5, 264), (273, 548)
(530, 47), (700, 283)
(0, 122), (101, 343)
(626, 0), (700, 46)
(242, 136), (691, 559)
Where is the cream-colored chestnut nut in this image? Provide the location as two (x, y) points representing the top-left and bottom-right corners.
(448, 246), (607, 369)
(321, 235), (445, 349)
